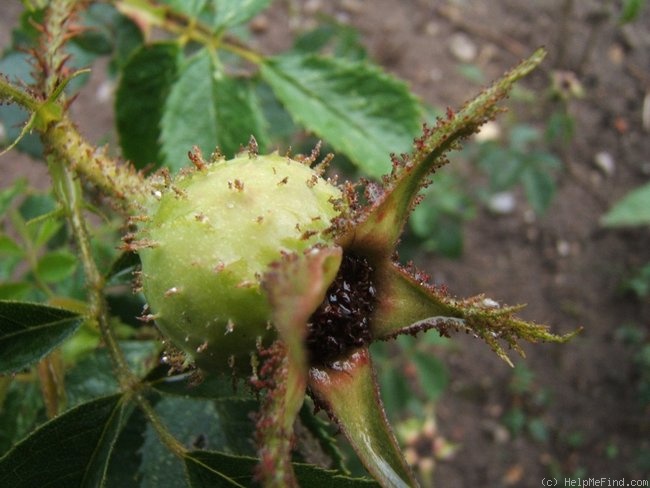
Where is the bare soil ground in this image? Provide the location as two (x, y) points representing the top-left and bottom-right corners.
(2, 1), (649, 487)
(256, 1), (650, 486)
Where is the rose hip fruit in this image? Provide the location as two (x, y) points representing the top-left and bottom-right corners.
(137, 152), (343, 373)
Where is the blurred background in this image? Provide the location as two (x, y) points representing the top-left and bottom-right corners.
(1, 1), (649, 486)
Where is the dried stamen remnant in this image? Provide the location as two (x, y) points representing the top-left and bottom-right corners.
(307, 253), (376, 365)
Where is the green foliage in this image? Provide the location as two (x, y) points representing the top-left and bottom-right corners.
(406, 171), (476, 258)
(622, 263), (650, 299)
(0, 2), (424, 484)
(115, 43), (180, 168)
(0, 394), (127, 487)
(475, 123), (562, 215)
(615, 324), (650, 407)
(0, 1), (570, 486)
(109, 1), (422, 176)
(501, 364), (552, 443)
(373, 334), (451, 419)
(0, 301), (82, 373)
(601, 182), (650, 228)
(620, 0), (647, 23)
(160, 50), (267, 171)
(260, 54), (421, 178)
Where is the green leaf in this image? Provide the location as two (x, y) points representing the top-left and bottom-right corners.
(212, 0), (272, 30)
(0, 379), (44, 457)
(0, 179), (27, 218)
(545, 110), (575, 145)
(0, 282), (31, 300)
(620, 0), (646, 23)
(66, 341), (160, 407)
(106, 251), (140, 285)
(376, 358), (413, 417)
(502, 407), (526, 436)
(623, 262), (650, 298)
(522, 166), (556, 215)
(146, 370), (259, 456)
(71, 3), (144, 74)
(139, 395), (244, 488)
(601, 182), (650, 227)
(147, 367), (254, 401)
(160, 0), (208, 17)
(116, 42), (180, 169)
(19, 192), (57, 221)
(184, 450), (379, 487)
(35, 249), (78, 283)
(0, 235), (23, 257)
(104, 403), (148, 488)
(0, 394), (127, 488)
(309, 348), (418, 487)
(411, 351), (448, 402)
(0, 301), (82, 373)
(160, 48), (267, 171)
(30, 212), (64, 248)
(260, 54), (422, 178)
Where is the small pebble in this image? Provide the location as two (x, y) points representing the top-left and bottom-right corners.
(474, 121), (501, 142)
(556, 239), (571, 257)
(594, 151), (615, 176)
(449, 32), (477, 63)
(642, 92), (650, 132)
(487, 192), (516, 214)
(96, 80), (114, 103)
(249, 15), (269, 34)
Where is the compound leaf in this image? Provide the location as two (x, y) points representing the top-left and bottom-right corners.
(116, 42), (180, 169)
(261, 54), (422, 178)
(601, 182), (650, 227)
(0, 394), (127, 488)
(0, 300), (82, 374)
(212, 0), (272, 30)
(184, 450), (378, 487)
(160, 48), (267, 172)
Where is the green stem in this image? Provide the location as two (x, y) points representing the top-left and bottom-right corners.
(49, 160), (134, 385)
(343, 48), (547, 257)
(3, 0), (188, 465)
(8, 209), (56, 298)
(45, 117), (150, 209)
(49, 158), (187, 458)
(0, 77), (40, 110)
(41, 0), (78, 96)
(116, 0), (264, 64)
(220, 40), (264, 64)
(134, 390), (188, 457)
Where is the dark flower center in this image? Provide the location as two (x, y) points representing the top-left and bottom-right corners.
(307, 253), (376, 366)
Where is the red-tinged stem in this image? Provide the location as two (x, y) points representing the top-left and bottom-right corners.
(370, 261), (580, 366)
(308, 348), (419, 488)
(340, 48), (547, 259)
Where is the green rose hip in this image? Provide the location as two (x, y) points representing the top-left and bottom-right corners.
(137, 152), (343, 374)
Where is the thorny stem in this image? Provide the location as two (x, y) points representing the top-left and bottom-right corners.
(46, 117), (150, 208)
(0, 77), (41, 111)
(345, 48), (547, 256)
(0, 67), (149, 208)
(39, 0), (188, 463)
(49, 160), (133, 385)
(116, 0), (264, 64)
(41, 0), (78, 95)
(133, 391), (188, 457)
(51, 162), (188, 458)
